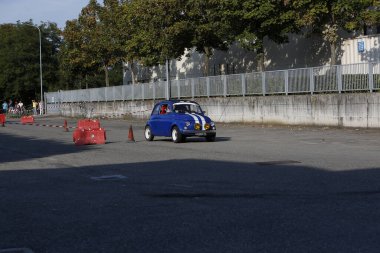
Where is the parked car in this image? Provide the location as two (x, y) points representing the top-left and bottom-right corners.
(144, 100), (216, 143)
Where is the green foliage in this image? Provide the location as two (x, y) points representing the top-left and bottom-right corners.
(59, 0), (124, 88)
(237, 0), (297, 71)
(291, 0), (374, 65)
(123, 0), (191, 66)
(1, 0), (379, 98)
(0, 21), (61, 104)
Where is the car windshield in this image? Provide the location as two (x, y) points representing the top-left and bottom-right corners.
(173, 103), (203, 114)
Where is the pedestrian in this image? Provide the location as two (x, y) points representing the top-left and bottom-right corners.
(8, 99), (13, 112)
(2, 100), (8, 114)
(17, 100), (24, 115)
(32, 100), (38, 115)
(38, 100), (43, 115)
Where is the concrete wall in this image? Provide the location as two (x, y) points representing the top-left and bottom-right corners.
(51, 93), (380, 128)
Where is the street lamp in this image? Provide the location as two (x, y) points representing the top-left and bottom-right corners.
(7, 23), (43, 113)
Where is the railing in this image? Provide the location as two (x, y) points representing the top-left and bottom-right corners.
(45, 62), (380, 104)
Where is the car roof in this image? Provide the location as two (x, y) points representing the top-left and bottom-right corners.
(158, 100), (199, 105)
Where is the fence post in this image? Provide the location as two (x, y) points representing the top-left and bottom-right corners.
(142, 84), (145, 101)
(177, 80), (181, 99)
(223, 75), (227, 97)
(284, 70), (289, 95)
(153, 83), (156, 100)
(207, 77), (210, 98)
(105, 87), (108, 102)
(113, 86), (116, 102)
(132, 84), (134, 101)
(309, 68), (314, 95)
(191, 79), (195, 99)
(369, 62), (374, 93)
(241, 73), (246, 97)
(337, 65), (342, 93)
(261, 72), (266, 96)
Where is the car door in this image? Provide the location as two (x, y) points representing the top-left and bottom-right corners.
(150, 103), (172, 136)
(149, 104), (161, 136)
(159, 104), (175, 136)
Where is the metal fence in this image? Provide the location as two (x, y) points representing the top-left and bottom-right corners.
(45, 62), (380, 104)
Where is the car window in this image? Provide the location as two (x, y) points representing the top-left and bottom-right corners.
(173, 103), (202, 114)
(152, 104), (160, 115)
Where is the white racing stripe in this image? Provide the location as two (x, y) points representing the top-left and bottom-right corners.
(186, 113), (199, 124)
(193, 113), (206, 130)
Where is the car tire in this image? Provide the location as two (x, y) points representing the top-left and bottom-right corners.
(171, 126), (183, 143)
(145, 126), (154, 141)
(205, 134), (216, 142)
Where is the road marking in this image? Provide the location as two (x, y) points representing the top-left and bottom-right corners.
(171, 184), (193, 188)
(0, 248), (34, 253)
(90, 175), (128, 181)
(256, 160), (301, 166)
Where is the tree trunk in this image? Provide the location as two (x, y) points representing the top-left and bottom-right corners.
(256, 45), (265, 72)
(330, 41), (337, 66)
(103, 64), (109, 87)
(203, 46), (211, 76)
(130, 61), (137, 85)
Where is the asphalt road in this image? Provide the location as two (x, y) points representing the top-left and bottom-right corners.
(1, 116), (380, 253)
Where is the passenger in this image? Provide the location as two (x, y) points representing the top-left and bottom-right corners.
(160, 104), (167, 114)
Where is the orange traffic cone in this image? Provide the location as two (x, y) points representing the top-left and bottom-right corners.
(64, 120), (69, 132)
(128, 125), (135, 142)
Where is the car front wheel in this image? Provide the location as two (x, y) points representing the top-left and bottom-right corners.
(171, 126), (183, 143)
(145, 126), (154, 141)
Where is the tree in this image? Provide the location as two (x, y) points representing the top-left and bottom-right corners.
(0, 21), (61, 104)
(60, 0), (122, 88)
(237, 0), (297, 71)
(185, 0), (238, 76)
(362, 0), (380, 34)
(292, 0), (374, 65)
(125, 0), (192, 67)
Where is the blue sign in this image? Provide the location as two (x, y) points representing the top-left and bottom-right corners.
(358, 41), (365, 53)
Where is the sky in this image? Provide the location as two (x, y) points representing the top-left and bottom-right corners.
(0, 0), (91, 29)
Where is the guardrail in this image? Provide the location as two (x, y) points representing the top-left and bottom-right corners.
(46, 62), (380, 104)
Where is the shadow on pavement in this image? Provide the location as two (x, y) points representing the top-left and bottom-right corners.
(0, 132), (91, 163)
(0, 159), (380, 253)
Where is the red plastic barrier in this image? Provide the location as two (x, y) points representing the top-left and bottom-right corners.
(73, 127), (106, 146)
(0, 114), (5, 126)
(77, 119), (101, 130)
(21, 116), (34, 124)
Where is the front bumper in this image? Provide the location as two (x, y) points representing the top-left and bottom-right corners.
(182, 130), (216, 136)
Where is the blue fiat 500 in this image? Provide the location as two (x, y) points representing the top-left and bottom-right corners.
(145, 100), (216, 143)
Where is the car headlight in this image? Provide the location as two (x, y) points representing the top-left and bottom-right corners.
(194, 123), (201, 130)
(204, 123), (210, 130)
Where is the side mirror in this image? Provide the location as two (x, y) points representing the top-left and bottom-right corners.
(202, 111), (206, 115)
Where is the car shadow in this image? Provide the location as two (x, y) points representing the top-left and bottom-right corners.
(151, 136), (231, 143)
